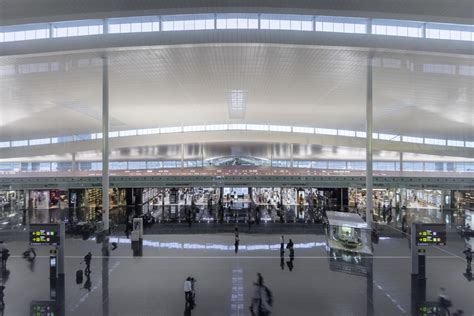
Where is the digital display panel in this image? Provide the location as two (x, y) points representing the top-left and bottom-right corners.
(416, 301), (440, 316)
(30, 224), (60, 246)
(30, 300), (57, 316)
(416, 224), (446, 246)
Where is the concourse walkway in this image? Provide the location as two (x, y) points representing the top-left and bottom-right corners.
(0, 228), (472, 315)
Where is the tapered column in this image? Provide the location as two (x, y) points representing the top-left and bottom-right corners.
(366, 52), (374, 226)
(399, 152), (404, 173)
(102, 55), (110, 231)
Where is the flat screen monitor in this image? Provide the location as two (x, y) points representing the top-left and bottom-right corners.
(30, 224), (60, 246)
(415, 223), (446, 246)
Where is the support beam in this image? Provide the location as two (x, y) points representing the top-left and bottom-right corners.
(366, 52), (374, 226)
(71, 152), (76, 172)
(400, 152), (404, 173)
(290, 143), (294, 168)
(102, 55), (110, 231)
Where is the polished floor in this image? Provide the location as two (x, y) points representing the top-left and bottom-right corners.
(0, 228), (472, 316)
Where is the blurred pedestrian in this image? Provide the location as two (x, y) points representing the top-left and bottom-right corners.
(438, 287), (452, 316)
(280, 235), (285, 255)
(1, 249), (9, 271)
(83, 252), (92, 275)
(234, 227), (240, 253)
(286, 239), (294, 259)
(463, 247), (472, 271)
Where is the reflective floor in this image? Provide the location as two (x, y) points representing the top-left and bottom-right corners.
(0, 228), (472, 315)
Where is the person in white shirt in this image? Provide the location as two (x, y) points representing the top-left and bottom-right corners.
(184, 277), (193, 304)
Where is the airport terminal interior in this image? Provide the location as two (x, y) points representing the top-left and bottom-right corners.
(0, 0), (473, 315)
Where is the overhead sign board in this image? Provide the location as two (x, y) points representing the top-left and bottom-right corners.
(415, 223), (446, 246)
(30, 224), (60, 246)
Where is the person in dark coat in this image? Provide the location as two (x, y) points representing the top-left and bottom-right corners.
(234, 227), (240, 253)
(463, 247), (472, 271)
(1, 249), (9, 270)
(84, 252), (92, 275)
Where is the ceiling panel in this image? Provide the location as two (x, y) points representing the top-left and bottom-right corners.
(0, 44), (472, 143)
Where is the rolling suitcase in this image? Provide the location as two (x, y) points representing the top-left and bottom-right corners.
(76, 269), (83, 284)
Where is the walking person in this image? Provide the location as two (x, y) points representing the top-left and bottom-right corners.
(184, 277), (192, 306)
(463, 246), (472, 271)
(280, 235), (285, 256)
(286, 239), (294, 259)
(249, 273), (273, 316)
(83, 252), (92, 275)
(124, 220), (132, 239)
(401, 214), (407, 233)
(438, 287), (452, 316)
(234, 227), (240, 253)
(0, 249), (9, 272)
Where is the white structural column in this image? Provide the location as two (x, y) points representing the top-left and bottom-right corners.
(102, 55), (110, 231)
(400, 152), (404, 173)
(366, 52), (374, 226)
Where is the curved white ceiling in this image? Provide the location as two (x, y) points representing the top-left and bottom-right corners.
(0, 44), (472, 144)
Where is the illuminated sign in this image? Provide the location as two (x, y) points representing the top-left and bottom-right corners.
(416, 301), (440, 316)
(415, 224), (446, 246)
(30, 224), (60, 246)
(30, 300), (57, 316)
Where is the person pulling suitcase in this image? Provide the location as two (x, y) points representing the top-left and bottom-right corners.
(82, 252), (92, 275)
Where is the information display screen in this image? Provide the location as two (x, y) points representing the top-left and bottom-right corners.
(30, 300), (57, 316)
(416, 301), (441, 316)
(416, 224), (446, 246)
(30, 224), (60, 246)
